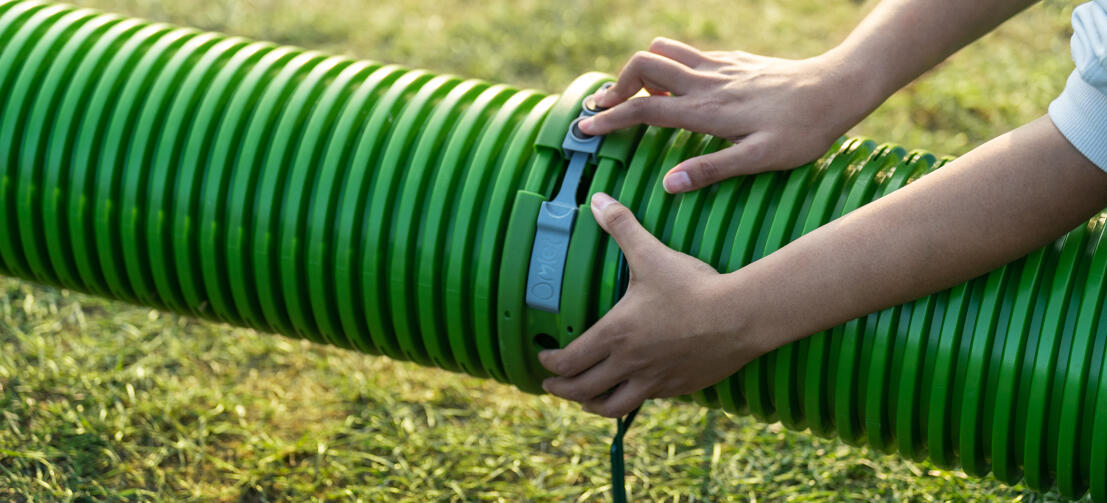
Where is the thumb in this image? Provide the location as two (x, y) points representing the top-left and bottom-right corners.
(590, 192), (663, 263)
(662, 136), (775, 193)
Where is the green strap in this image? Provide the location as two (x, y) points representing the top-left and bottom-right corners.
(608, 252), (640, 503)
(611, 404), (642, 502)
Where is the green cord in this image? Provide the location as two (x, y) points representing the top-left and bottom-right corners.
(609, 252), (639, 503)
(611, 404), (641, 502)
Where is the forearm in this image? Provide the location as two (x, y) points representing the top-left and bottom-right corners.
(821, 0), (1039, 114)
(729, 116), (1107, 351)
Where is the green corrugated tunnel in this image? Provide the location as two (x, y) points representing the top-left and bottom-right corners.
(1, 0), (1105, 499)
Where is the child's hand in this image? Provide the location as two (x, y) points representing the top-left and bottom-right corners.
(578, 37), (870, 194)
(537, 193), (770, 418)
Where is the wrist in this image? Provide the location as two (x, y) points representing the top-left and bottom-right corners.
(709, 268), (787, 359)
(812, 46), (893, 125)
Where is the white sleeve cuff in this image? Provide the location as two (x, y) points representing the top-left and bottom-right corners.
(1049, 69), (1107, 172)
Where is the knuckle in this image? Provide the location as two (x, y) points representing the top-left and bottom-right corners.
(625, 51), (651, 74)
(743, 139), (773, 167)
(547, 357), (571, 376)
(561, 386), (587, 402)
(623, 97), (650, 118)
(607, 328), (633, 349)
(702, 83), (732, 105)
(686, 97), (713, 116)
(648, 37), (670, 52)
(623, 358), (649, 376)
(589, 111), (613, 131)
(691, 156), (723, 184)
(595, 404), (620, 418)
(585, 386), (611, 403)
(544, 379), (568, 397)
(703, 50), (729, 63)
(604, 205), (633, 229)
(550, 362), (569, 377)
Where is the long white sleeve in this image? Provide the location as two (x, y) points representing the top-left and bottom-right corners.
(1049, 0), (1107, 171)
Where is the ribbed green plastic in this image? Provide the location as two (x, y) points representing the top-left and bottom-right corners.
(1, 1), (1104, 498)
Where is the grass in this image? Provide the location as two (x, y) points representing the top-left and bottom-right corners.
(0, 0), (1090, 500)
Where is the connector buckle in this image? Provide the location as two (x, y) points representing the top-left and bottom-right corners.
(525, 84), (611, 313)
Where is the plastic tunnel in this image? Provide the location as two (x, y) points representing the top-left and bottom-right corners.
(1, 0), (1105, 498)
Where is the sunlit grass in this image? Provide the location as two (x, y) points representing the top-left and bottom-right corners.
(0, 0), (1087, 500)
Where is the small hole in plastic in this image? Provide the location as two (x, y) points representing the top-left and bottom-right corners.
(504, 310), (511, 320)
(533, 333), (559, 350)
(566, 326), (574, 334)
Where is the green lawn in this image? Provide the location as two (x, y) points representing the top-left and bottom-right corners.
(0, 0), (1089, 500)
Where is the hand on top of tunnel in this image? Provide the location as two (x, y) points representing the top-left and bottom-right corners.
(578, 37), (870, 194)
(537, 193), (771, 418)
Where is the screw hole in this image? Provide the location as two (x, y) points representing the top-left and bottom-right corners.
(566, 326), (574, 334)
(504, 310), (511, 320)
(533, 333), (559, 350)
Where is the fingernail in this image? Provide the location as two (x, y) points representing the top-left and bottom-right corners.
(541, 379), (551, 392)
(591, 192), (617, 212)
(663, 170), (692, 193)
(579, 117), (595, 134)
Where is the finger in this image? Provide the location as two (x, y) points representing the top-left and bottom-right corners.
(648, 37), (707, 68)
(538, 320), (614, 377)
(589, 192), (664, 264)
(583, 380), (648, 418)
(542, 358), (630, 403)
(662, 135), (776, 193)
(595, 51), (696, 108)
(578, 95), (687, 136)
(585, 84), (667, 114)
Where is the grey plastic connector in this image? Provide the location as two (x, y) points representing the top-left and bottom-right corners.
(581, 81), (614, 116)
(525, 86), (612, 313)
(570, 119), (592, 140)
(565, 117), (601, 157)
(525, 185), (578, 313)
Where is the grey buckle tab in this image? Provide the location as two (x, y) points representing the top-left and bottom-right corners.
(525, 84), (611, 313)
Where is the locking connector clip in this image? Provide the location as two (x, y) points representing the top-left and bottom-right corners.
(525, 83), (612, 313)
